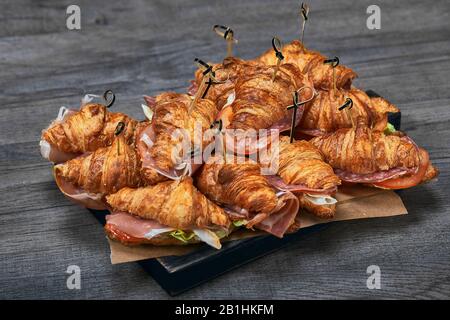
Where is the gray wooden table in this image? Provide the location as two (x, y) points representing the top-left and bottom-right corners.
(1, 0), (449, 299)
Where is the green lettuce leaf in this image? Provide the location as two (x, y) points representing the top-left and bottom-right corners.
(169, 230), (196, 243)
(232, 219), (248, 227)
(384, 122), (396, 134)
(214, 229), (229, 239)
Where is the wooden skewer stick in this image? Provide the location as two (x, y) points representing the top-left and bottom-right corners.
(287, 86), (315, 143)
(114, 121), (125, 155)
(300, 2), (310, 46)
(190, 58), (215, 115)
(338, 97), (354, 128)
(202, 78), (214, 99)
(186, 60), (224, 177)
(289, 92), (300, 143)
(271, 37), (284, 82)
(213, 25), (238, 58)
(323, 56), (339, 97)
(210, 119), (226, 163)
(202, 71), (229, 99)
(226, 30), (234, 58)
(222, 130), (227, 164)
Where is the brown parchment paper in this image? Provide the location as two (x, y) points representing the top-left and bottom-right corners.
(108, 185), (407, 264)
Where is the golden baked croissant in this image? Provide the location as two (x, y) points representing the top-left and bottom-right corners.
(54, 127), (164, 209)
(297, 88), (399, 137)
(105, 177), (231, 248)
(41, 102), (137, 163)
(196, 157), (299, 237)
(202, 58), (312, 130)
(310, 118), (439, 189)
(274, 136), (341, 190)
(256, 40), (357, 90)
(264, 136), (341, 218)
(139, 92), (218, 178)
(191, 57), (313, 132)
(188, 58), (314, 156)
(191, 57), (265, 109)
(228, 62), (311, 131)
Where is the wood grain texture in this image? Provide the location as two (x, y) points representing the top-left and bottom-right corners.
(1, 0), (449, 299)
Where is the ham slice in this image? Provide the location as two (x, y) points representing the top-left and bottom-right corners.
(106, 212), (174, 239)
(270, 103), (305, 132)
(265, 175), (338, 195)
(218, 97), (306, 156)
(143, 95), (157, 110)
(40, 140), (78, 164)
(224, 189), (300, 238)
(187, 80), (198, 96)
(223, 128), (280, 157)
(334, 167), (415, 183)
(105, 212), (225, 249)
(335, 136), (420, 184)
(53, 164), (106, 210)
(223, 205), (250, 219)
(294, 128), (326, 138)
(254, 191), (300, 238)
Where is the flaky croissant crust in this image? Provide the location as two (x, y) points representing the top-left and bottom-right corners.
(106, 177), (230, 229)
(256, 40), (357, 90)
(194, 57), (312, 130)
(54, 135), (142, 195)
(310, 120), (420, 175)
(276, 136), (341, 190)
(148, 92), (218, 171)
(230, 62), (311, 130)
(300, 88), (399, 134)
(42, 103), (137, 154)
(197, 158), (279, 214)
(193, 57), (262, 108)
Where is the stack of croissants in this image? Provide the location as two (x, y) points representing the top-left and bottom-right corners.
(40, 39), (438, 249)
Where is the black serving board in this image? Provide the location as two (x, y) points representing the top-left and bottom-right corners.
(90, 90), (401, 296)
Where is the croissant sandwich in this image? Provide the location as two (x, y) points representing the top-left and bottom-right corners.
(139, 92), (218, 180)
(191, 58), (313, 130)
(224, 61), (311, 130)
(196, 157), (300, 237)
(105, 177), (231, 249)
(310, 118), (439, 189)
(40, 96), (137, 163)
(192, 57), (312, 130)
(53, 125), (166, 209)
(297, 88), (399, 137)
(256, 40), (357, 90)
(190, 57), (261, 109)
(194, 58), (315, 155)
(264, 136), (341, 219)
